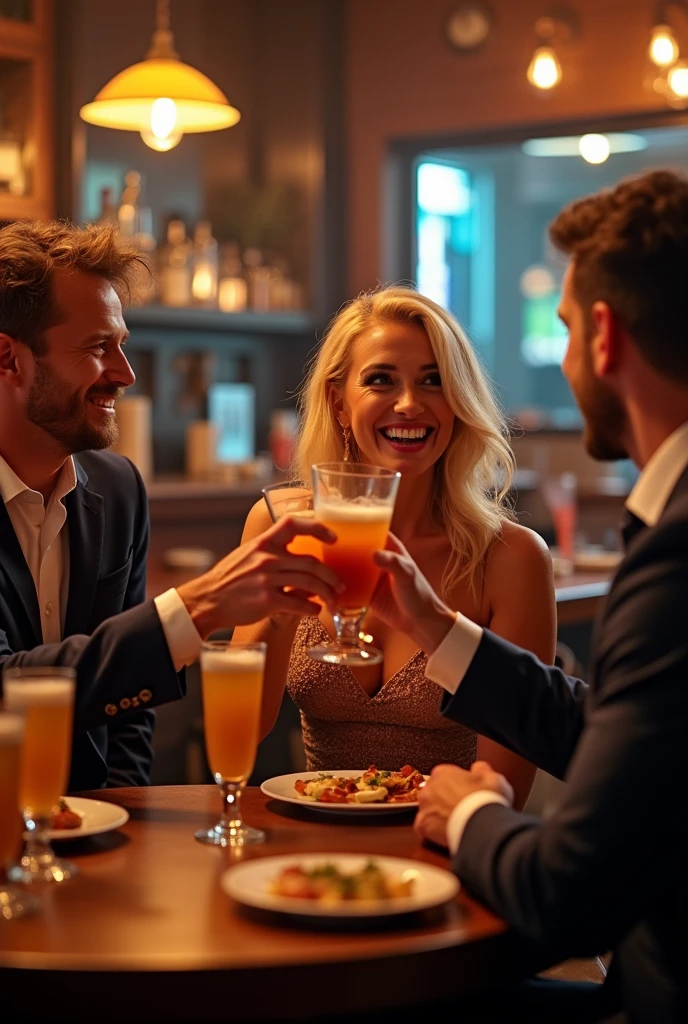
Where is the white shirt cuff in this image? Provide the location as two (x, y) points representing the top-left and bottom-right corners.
(153, 588), (203, 671)
(447, 791), (511, 855)
(424, 613), (483, 695)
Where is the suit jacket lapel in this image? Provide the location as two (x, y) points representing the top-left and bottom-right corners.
(63, 459), (104, 638)
(0, 500), (42, 646)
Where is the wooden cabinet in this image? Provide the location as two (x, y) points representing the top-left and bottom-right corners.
(0, 0), (53, 221)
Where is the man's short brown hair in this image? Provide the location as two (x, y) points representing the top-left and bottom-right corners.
(0, 219), (146, 355)
(549, 169), (688, 383)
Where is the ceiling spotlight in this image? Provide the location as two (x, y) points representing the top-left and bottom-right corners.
(648, 23), (680, 66)
(527, 9), (579, 91)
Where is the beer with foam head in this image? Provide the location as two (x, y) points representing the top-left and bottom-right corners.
(4, 676), (75, 819)
(0, 715), (24, 869)
(201, 646), (266, 783)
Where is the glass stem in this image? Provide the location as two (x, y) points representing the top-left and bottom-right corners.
(23, 816), (55, 865)
(219, 780), (244, 833)
(333, 610), (366, 647)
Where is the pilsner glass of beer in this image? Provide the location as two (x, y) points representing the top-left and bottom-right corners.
(0, 713), (40, 918)
(194, 641), (267, 848)
(4, 667), (77, 883)
(308, 462), (400, 667)
(262, 480), (322, 561)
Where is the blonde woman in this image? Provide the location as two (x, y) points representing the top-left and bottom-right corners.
(234, 287), (555, 808)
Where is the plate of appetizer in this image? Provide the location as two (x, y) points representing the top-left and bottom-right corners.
(44, 796), (130, 841)
(221, 853), (459, 918)
(260, 765), (426, 812)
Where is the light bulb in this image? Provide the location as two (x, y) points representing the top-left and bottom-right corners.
(140, 97), (183, 151)
(579, 133), (611, 164)
(668, 60), (688, 99)
(527, 47), (562, 90)
(648, 24), (679, 68)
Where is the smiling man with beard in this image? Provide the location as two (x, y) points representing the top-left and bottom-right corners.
(369, 170), (688, 1023)
(0, 220), (341, 791)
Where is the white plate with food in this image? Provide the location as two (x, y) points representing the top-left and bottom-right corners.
(572, 549), (623, 571)
(260, 766), (426, 813)
(221, 853), (459, 918)
(44, 796), (129, 841)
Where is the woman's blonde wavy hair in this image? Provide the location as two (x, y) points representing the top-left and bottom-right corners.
(296, 286), (514, 597)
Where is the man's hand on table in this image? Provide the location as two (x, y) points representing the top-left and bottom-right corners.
(415, 762), (514, 849)
(371, 533), (457, 655)
(176, 516), (343, 638)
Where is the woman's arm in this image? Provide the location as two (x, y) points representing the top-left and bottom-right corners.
(477, 522), (557, 810)
(232, 500), (302, 739)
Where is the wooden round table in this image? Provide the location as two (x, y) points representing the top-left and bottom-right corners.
(0, 786), (535, 1021)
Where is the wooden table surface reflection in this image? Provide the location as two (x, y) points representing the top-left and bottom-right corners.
(0, 786), (536, 1021)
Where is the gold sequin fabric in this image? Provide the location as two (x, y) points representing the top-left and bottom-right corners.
(286, 616), (477, 776)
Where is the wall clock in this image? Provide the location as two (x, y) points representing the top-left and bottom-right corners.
(444, 2), (493, 52)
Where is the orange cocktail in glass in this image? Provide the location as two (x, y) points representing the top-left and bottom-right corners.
(195, 642), (267, 847)
(4, 668), (77, 883)
(308, 463), (400, 667)
(0, 713), (39, 918)
(316, 502), (392, 612)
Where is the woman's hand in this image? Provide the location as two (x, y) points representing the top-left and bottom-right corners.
(371, 533), (456, 655)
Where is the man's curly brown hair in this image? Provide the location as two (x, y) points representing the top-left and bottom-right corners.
(0, 220), (147, 355)
(549, 169), (688, 383)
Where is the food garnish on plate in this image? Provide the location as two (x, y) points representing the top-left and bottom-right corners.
(294, 764), (424, 804)
(50, 798), (83, 830)
(269, 860), (416, 902)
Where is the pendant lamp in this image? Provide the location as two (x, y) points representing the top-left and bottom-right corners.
(79, 0), (240, 152)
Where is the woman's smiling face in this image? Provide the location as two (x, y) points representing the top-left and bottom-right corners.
(334, 319), (456, 477)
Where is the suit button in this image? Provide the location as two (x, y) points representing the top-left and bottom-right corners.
(120, 697), (131, 710)
(139, 689), (152, 702)
(105, 704), (117, 716)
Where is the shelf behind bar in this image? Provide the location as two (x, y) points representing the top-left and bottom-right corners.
(124, 304), (319, 335)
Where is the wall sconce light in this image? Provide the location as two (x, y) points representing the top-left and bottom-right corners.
(646, 3), (688, 105)
(648, 22), (680, 66)
(527, 8), (579, 91)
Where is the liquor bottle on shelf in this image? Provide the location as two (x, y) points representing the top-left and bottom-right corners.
(158, 219), (192, 308)
(117, 170), (142, 237)
(96, 186), (118, 226)
(218, 242), (247, 313)
(131, 206), (157, 306)
(244, 247), (272, 311)
(191, 220), (219, 307)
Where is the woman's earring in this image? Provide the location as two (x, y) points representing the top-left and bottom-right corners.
(342, 424), (352, 462)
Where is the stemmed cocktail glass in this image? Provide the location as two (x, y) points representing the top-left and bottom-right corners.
(307, 463), (400, 667)
(195, 641), (267, 848)
(4, 667), (77, 883)
(0, 712), (40, 917)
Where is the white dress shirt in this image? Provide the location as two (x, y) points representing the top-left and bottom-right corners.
(0, 455), (77, 643)
(426, 419), (688, 855)
(0, 452), (201, 670)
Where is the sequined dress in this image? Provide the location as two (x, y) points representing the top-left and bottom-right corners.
(286, 617), (477, 775)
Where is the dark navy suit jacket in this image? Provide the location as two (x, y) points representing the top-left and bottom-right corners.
(0, 450), (185, 791)
(441, 465), (688, 1023)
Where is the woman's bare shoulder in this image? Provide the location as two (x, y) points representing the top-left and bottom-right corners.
(485, 520), (553, 579)
(242, 497), (274, 542)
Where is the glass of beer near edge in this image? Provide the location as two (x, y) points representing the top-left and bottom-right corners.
(307, 462), (400, 667)
(3, 666), (77, 884)
(0, 713), (40, 918)
(194, 641), (267, 848)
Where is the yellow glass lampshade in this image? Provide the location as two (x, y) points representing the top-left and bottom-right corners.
(79, 0), (240, 151)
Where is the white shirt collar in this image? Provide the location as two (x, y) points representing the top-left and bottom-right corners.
(625, 420), (688, 527)
(0, 454), (78, 508)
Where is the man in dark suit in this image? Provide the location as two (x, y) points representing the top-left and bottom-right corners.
(370, 170), (688, 1022)
(0, 220), (340, 791)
